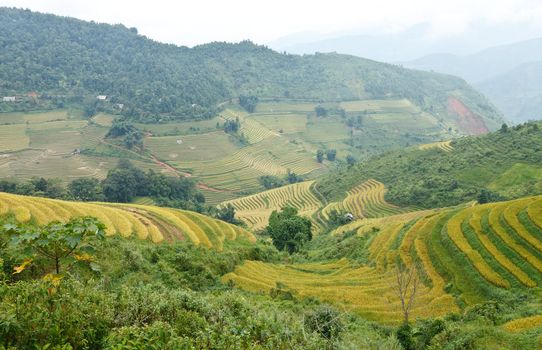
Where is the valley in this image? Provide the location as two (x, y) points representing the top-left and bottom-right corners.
(0, 6), (541, 349)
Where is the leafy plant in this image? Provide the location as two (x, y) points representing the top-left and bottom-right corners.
(2, 217), (105, 275)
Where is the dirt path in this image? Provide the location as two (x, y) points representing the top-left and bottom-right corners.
(197, 183), (231, 193)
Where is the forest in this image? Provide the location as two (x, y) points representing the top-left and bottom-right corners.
(0, 8), (500, 125)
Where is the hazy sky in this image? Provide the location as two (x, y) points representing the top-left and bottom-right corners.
(1, 0), (542, 46)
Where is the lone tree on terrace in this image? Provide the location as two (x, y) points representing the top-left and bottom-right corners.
(266, 206), (312, 254)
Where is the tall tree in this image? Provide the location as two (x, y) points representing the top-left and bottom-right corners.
(266, 206), (312, 254)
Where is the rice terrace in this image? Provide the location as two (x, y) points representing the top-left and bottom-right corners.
(0, 5), (542, 349)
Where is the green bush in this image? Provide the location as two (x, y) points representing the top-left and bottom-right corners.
(304, 305), (344, 340)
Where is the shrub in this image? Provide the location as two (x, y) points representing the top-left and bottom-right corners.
(304, 305), (344, 340)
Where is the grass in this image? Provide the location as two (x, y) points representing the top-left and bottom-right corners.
(0, 192), (254, 249)
(489, 163), (542, 196)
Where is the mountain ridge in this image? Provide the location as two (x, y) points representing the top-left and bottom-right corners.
(0, 7), (502, 129)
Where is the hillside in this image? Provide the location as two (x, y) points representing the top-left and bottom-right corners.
(224, 195), (542, 330)
(0, 7), (502, 128)
(0, 99), (499, 204)
(220, 121), (541, 230)
(316, 121), (542, 209)
(0, 191), (254, 249)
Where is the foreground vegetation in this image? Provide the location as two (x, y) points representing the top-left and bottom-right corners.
(2, 195), (542, 348)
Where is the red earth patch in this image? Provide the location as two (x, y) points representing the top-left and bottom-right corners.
(447, 97), (489, 135)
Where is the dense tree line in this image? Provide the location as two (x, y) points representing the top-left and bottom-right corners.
(223, 118), (241, 133)
(0, 160), (206, 211)
(238, 95), (258, 113)
(106, 120), (145, 150)
(0, 8), (501, 125)
(258, 171), (303, 190)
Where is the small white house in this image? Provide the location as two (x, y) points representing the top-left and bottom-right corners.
(2, 96), (16, 102)
(96, 95), (107, 100)
(344, 213), (355, 221)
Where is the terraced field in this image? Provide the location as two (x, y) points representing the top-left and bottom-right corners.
(251, 113), (308, 134)
(220, 109), (278, 144)
(145, 131), (240, 162)
(0, 110), (164, 181)
(0, 192), (254, 250)
(221, 178), (410, 232)
(221, 181), (324, 231)
(320, 179), (407, 220)
(172, 136), (321, 193)
(224, 195), (542, 323)
(0, 124), (30, 151)
(339, 99), (419, 113)
(503, 315), (542, 333)
(419, 140), (453, 152)
(135, 117), (222, 136)
(90, 113), (114, 127)
(222, 257), (458, 324)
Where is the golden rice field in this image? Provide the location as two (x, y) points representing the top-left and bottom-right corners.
(220, 181), (324, 231)
(318, 179), (409, 225)
(419, 140), (453, 152)
(502, 315), (542, 333)
(222, 258), (458, 324)
(224, 195), (542, 323)
(0, 192), (254, 250)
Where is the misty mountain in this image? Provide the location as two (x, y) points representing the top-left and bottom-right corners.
(269, 22), (541, 63)
(476, 61), (542, 122)
(404, 38), (542, 122)
(405, 37), (542, 83)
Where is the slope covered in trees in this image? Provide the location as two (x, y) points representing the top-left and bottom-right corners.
(316, 121), (542, 209)
(0, 7), (502, 128)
